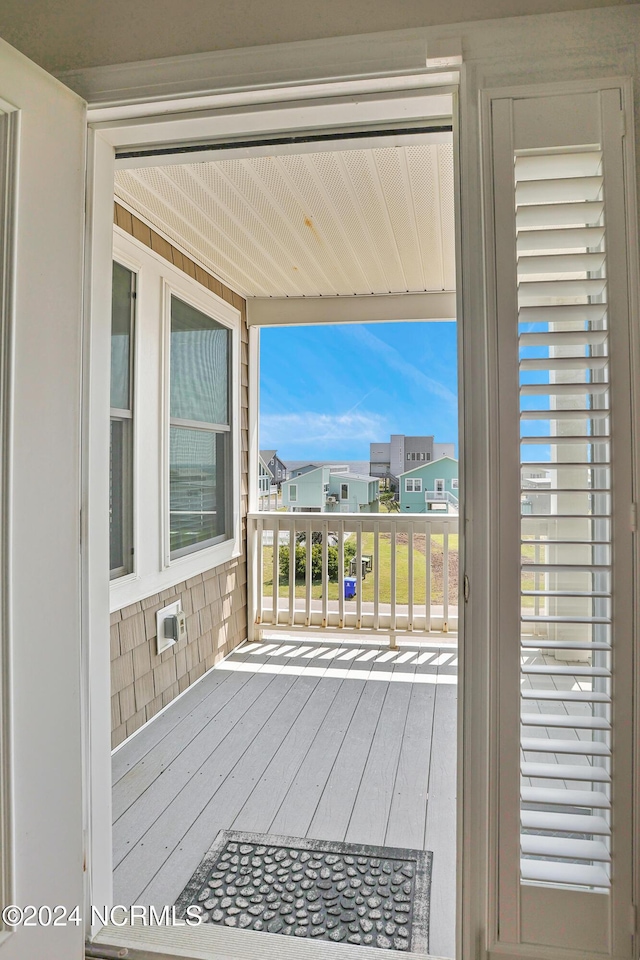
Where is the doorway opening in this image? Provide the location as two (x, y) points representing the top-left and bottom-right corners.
(107, 111), (460, 958)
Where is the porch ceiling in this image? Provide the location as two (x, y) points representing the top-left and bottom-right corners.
(114, 140), (455, 299)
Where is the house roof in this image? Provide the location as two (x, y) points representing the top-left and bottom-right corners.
(260, 449), (277, 462)
(284, 466), (324, 483)
(397, 455), (458, 478)
(332, 472), (380, 484)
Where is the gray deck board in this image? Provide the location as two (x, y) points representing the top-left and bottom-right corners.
(112, 671), (276, 865)
(345, 663), (415, 846)
(307, 680), (388, 842)
(231, 676), (343, 833)
(424, 678), (457, 960)
(113, 637), (460, 956)
(111, 666), (235, 784)
(114, 672), (304, 905)
(385, 680), (437, 849)
(137, 673), (322, 907)
(112, 668), (258, 822)
(268, 677), (367, 838)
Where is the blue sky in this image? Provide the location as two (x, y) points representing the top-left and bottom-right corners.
(259, 321), (458, 461)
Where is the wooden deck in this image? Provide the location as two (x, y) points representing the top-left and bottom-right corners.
(112, 635), (458, 958)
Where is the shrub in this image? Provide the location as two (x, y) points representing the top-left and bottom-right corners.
(279, 538), (355, 582)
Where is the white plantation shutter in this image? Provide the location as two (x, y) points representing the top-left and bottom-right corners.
(490, 87), (635, 956)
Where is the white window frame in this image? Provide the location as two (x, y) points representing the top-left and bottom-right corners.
(109, 230), (241, 612)
(452, 478), (459, 489)
(109, 253), (138, 581)
(406, 477), (423, 492)
(288, 483), (297, 502)
(340, 482), (349, 500)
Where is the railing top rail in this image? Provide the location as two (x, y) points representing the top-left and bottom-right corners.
(248, 510), (459, 532)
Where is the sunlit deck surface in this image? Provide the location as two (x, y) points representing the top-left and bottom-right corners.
(112, 636), (458, 958)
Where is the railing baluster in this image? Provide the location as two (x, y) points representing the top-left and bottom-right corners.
(534, 541), (541, 634)
(305, 520), (312, 627)
(425, 525), (432, 632)
(390, 520), (397, 634)
(443, 526), (449, 630)
(272, 517), (279, 625)
(373, 522), (380, 631)
(322, 520), (328, 628)
(289, 521), (296, 626)
(356, 523), (362, 630)
(408, 522), (414, 631)
(338, 519), (345, 628)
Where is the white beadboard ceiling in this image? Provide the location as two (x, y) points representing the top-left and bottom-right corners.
(114, 141), (455, 298)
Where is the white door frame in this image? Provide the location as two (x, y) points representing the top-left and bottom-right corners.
(83, 70), (472, 956)
(80, 9), (640, 958)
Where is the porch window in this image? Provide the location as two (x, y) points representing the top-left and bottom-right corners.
(110, 260), (135, 578)
(169, 296), (231, 558)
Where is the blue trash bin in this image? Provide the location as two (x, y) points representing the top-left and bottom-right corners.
(344, 577), (357, 599)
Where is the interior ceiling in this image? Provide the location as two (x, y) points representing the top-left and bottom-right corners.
(115, 142), (455, 298)
(0, 0), (629, 73)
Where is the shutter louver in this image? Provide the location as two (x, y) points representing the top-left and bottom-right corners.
(515, 147), (613, 890)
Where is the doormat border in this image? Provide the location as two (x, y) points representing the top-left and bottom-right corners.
(176, 830), (432, 953)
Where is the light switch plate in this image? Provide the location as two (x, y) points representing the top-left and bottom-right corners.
(156, 599), (184, 655)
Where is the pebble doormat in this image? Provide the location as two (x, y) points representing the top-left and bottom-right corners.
(175, 830), (432, 952)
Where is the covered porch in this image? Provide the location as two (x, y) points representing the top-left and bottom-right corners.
(112, 635), (458, 957)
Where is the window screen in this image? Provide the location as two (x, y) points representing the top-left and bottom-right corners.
(169, 296), (231, 557)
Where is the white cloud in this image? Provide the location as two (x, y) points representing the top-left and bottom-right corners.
(346, 326), (458, 409)
(260, 409), (387, 446)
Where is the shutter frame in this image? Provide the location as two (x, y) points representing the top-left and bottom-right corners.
(488, 82), (637, 958)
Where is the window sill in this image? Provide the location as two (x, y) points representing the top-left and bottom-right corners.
(109, 536), (241, 613)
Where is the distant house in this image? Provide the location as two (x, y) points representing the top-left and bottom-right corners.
(398, 456), (459, 513)
(288, 462), (321, 479)
(258, 454), (272, 496)
(260, 449), (288, 488)
(282, 465), (380, 513)
(370, 434), (456, 485)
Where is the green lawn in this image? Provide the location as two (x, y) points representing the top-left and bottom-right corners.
(262, 531), (459, 605)
(260, 533), (544, 609)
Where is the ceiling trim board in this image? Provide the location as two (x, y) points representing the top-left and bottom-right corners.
(246, 291), (456, 327)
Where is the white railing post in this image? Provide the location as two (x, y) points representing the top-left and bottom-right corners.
(390, 519), (397, 647)
(338, 518), (345, 628)
(373, 522), (380, 631)
(442, 526), (449, 632)
(321, 519), (329, 628)
(247, 515), (260, 640)
(289, 520), (296, 626)
(408, 521), (414, 632)
(272, 516), (279, 625)
(356, 523), (363, 630)
(305, 520), (312, 627)
(425, 525), (432, 632)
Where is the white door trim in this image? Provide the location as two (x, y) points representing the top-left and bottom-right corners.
(81, 9), (640, 958)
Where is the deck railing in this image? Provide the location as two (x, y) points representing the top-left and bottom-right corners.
(247, 511), (459, 643)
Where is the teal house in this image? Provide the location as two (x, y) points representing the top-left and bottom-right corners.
(282, 465), (379, 513)
(398, 456), (459, 513)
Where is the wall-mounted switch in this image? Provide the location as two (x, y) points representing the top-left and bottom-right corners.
(156, 600), (187, 655)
